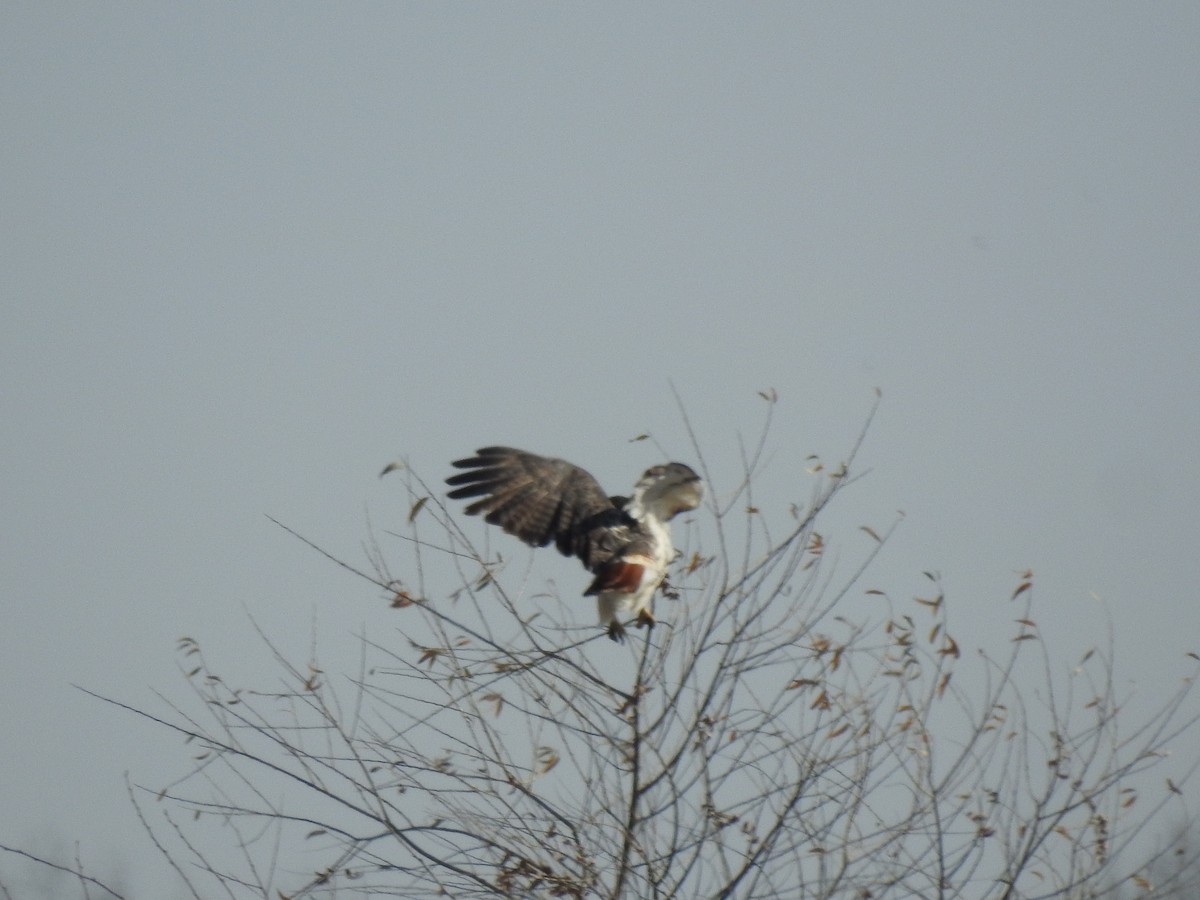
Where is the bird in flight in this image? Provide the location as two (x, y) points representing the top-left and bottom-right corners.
(446, 447), (703, 641)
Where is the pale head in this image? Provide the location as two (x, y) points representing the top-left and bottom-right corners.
(633, 462), (703, 521)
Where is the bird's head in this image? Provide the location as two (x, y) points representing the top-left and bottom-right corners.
(634, 462), (703, 521)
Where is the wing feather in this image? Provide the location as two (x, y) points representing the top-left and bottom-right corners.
(447, 447), (635, 569)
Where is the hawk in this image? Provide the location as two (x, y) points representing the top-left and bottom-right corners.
(446, 447), (703, 641)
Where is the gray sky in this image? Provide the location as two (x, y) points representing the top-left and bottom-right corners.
(3, 4), (1199, 895)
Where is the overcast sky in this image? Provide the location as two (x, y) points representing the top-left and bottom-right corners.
(3, 4), (1199, 896)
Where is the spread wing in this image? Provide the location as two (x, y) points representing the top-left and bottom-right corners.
(446, 447), (636, 570)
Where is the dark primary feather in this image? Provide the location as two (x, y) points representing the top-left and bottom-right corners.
(446, 447), (638, 570)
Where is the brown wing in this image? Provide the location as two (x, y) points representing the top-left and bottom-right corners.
(446, 447), (636, 569)
(583, 533), (657, 596)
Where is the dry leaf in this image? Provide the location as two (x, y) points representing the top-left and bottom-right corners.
(482, 692), (504, 717)
(408, 496), (429, 523)
(786, 678), (819, 691)
(936, 672), (952, 698)
(418, 647), (443, 668)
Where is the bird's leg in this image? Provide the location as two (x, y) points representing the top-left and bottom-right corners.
(607, 620), (627, 643)
(635, 609), (656, 630)
(660, 576), (680, 600)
